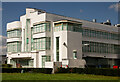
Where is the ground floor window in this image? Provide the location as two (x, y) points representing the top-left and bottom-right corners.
(10, 59), (33, 68)
(42, 56), (51, 68)
(83, 57), (119, 68)
(73, 51), (77, 59)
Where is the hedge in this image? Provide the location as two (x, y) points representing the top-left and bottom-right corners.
(2, 67), (120, 76)
(2, 64), (12, 68)
(55, 68), (120, 76)
(2, 68), (52, 74)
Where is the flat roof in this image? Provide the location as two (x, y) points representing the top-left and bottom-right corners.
(54, 20), (82, 24)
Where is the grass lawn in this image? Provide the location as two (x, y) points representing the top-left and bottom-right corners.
(2, 73), (120, 80)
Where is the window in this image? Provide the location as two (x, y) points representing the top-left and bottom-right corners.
(32, 37), (51, 51)
(82, 41), (120, 54)
(54, 23), (82, 32)
(56, 37), (59, 61)
(27, 38), (29, 44)
(82, 28), (119, 40)
(46, 56), (51, 62)
(73, 51), (77, 59)
(42, 56), (51, 68)
(7, 42), (21, 53)
(33, 23), (50, 34)
(7, 29), (21, 38)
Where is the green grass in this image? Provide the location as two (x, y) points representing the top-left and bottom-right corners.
(2, 73), (120, 80)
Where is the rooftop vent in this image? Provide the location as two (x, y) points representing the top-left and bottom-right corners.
(92, 19), (96, 22)
(103, 20), (111, 25)
(115, 24), (120, 27)
(106, 20), (110, 23)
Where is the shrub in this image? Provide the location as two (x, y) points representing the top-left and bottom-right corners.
(55, 68), (120, 76)
(2, 68), (52, 74)
(30, 68), (52, 74)
(2, 64), (12, 68)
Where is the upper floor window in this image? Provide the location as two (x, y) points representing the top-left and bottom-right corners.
(7, 29), (21, 38)
(32, 23), (50, 34)
(54, 22), (82, 32)
(82, 28), (119, 40)
(31, 37), (51, 51)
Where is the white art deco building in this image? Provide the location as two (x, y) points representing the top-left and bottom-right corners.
(7, 8), (120, 68)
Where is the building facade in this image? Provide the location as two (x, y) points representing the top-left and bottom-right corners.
(7, 8), (120, 68)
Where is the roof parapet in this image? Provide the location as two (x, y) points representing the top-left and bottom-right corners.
(54, 20), (82, 25)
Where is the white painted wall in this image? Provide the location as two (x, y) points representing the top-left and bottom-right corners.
(45, 62), (53, 68)
(7, 38), (22, 43)
(67, 31), (82, 59)
(7, 21), (21, 31)
(20, 15), (26, 52)
(54, 31), (68, 62)
(54, 31), (82, 61)
(32, 32), (51, 39)
(30, 13), (46, 27)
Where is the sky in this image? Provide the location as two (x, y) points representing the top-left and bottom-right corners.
(2, 2), (119, 36)
(0, 2), (119, 55)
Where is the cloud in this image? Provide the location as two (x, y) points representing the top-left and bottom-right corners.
(0, 8), (2, 11)
(0, 35), (7, 55)
(0, 35), (7, 39)
(109, 3), (120, 11)
(80, 9), (83, 13)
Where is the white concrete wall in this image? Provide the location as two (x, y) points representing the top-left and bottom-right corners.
(67, 31), (82, 59)
(33, 33), (46, 39)
(54, 31), (68, 62)
(30, 13), (46, 27)
(69, 59), (86, 68)
(7, 38), (22, 43)
(54, 31), (82, 61)
(32, 32), (51, 39)
(26, 8), (36, 19)
(20, 15), (26, 52)
(7, 21), (21, 31)
(45, 62), (53, 68)
(62, 60), (69, 68)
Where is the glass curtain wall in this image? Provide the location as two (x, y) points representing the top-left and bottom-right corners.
(7, 29), (21, 38)
(82, 28), (119, 40)
(82, 41), (120, 54)
(33, 23), (50, 34)
(54, 23), (119, 40)
(31, 37), (51, 51)
(54, 23), (82, 32)
(7, 42), (21, 53)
